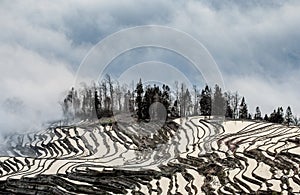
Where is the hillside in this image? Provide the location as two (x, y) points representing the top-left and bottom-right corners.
(0, 117), (299, 194)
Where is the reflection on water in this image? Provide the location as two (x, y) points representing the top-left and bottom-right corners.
(0, 117), (299, 194)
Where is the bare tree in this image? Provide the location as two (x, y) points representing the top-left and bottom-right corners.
(115, 81), (122, 111)
(193, 85), (199, 115)
(101, 80), (109, 111)
(106, 74), (114, 111)
(185, 88), (192, 116)
(232, 91), (241, 119)
(131, 80), (135, 109)
(97, 81), (103, 111)
(121, 84), (129, 112)
(180, 83), (185, 117)
(174, 81), (179, 102)
(173, 81), (180, 116)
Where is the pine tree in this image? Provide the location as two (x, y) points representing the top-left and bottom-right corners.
(225, 103), (233, 118)
(142, 86), (152, 120)
(254, 106), (262, 120)
(162, 84), (171, 115)
(239, 97), (248, 119)
(180, 83), (186, 117)
(224, 92), (233, 118)
(212, 84), (225, 116)
(285, 106), (293, 126)
(73, 90), (81, 118)
(129, 90), (135, 113)
(94, 90), (101, 119)
(172, 100), (179, 117)
(62, 88), (75, 118)
(135, 78), (144, 120)
(269, 110), (276, 123)
(277, 107), (284, 124)
(200, 85), (212, 116)
(264, 114), (269, 121)
(82, 95), (87, 116)
(248, 113), (252, 119)
(269, 107), (284, 124)
(293, 116), (299, 126)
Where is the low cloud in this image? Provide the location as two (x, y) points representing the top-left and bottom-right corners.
(1, 0), (300, 133)
(225, 74), (300, 115)
(0, 44), (74, 133)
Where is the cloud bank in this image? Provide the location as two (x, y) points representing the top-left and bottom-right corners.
(1, 0), (300, 133)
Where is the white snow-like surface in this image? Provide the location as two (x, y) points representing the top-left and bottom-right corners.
(0, 116), (299, 194)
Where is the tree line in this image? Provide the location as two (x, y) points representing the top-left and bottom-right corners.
(61, 75), (299, 126)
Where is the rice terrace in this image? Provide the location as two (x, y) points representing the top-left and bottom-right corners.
(1, 1), (300, 195)
(0, 115), (299, 194)
(0, 75), (300, 194)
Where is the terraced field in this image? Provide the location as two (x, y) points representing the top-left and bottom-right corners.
(0, 117), (299, 194)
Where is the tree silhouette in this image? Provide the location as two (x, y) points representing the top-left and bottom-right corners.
(239, 97), (248, 119)
(94, 90), (101, 119)
(162, 84), (171, 115)
(115, 82), (122, 111)
(171, 100), (179, 117)
(193, 85), (199, 116)
(285, 106), (293, 126)
(269, 107), (284, 124)
(180, 83), (185, 117)
(254, 106), (262, 120)
(212, 84), (225, 116)
(293, 116), (299, 126)
(135, 79), (144, 120)
(233, 92), (241, 119)
(60, 76), (298, 127)
(142, 85), (154, 120)
(225, 103), (233, 118)
(173, 81), (180, 116)
(224, 92), (233, 118)
(264, 114), (269, 121)
(277, 107), (284, 124)
(200, 85), (212, 116)
(184, 88), (192, 116)
(106, 74), (114, 112)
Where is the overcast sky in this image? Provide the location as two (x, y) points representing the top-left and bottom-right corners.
(1, 0), (300, 133)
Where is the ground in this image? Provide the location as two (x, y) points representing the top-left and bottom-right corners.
(0, 117), (299, 194)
